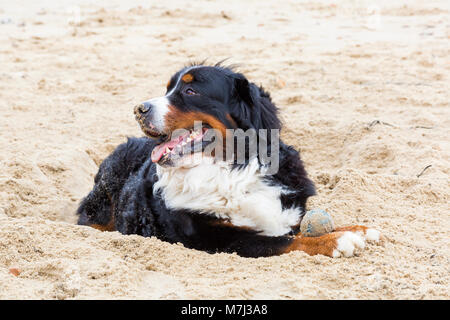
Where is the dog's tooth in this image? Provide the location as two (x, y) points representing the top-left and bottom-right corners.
(186, 137), (192, 142)
(165, 147), (170, 154)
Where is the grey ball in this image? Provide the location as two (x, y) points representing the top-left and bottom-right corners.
(300, 209), (335, 237)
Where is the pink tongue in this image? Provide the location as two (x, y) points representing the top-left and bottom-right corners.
(151, 136), (184, 163)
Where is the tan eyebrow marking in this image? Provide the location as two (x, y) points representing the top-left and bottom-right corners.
(181, 73), (194, 83)
(166, 79), (171, 88)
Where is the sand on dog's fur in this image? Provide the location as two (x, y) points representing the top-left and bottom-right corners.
(0, 0), (449, 299)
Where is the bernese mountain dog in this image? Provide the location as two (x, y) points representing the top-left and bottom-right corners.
(77, 63), (380, 258)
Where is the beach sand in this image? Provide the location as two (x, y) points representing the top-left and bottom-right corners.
(0, 0), (449, 299)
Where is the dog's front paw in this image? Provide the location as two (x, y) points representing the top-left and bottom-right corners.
(334, 225), (381, 243)
(332, 231), (366, 258)
(364, 228), (381, 242)
(285, 225), (381, 258)
(331, 226), (381, 258)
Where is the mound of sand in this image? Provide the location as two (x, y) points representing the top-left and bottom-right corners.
(0, 0), (448, 299)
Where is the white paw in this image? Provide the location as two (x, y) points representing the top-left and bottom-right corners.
(332, 232), (366, 258)
(365, 228), (381, 242)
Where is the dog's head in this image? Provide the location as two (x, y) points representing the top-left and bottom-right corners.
(134, 63), (281, 167)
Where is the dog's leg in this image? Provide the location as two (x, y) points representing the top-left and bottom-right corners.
(224, 226), (380, 258)
(284, 226), (381, 258)
(77, 182), (116, 231)
(77, 137), (155, 231)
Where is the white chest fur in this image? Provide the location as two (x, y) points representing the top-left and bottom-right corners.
(154, 159), (301, 236)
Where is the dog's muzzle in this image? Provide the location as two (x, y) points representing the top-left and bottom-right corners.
(134, 97), (170, 138)
(134, 102), (151, 116)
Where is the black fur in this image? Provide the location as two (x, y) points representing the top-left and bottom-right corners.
(77, 64), (316, 257)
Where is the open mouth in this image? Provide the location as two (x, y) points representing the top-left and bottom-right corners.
(150, 126), (211, 164)
(142, 127), (163, 139)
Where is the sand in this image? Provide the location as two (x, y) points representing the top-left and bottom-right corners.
(0, 0), (449, 299)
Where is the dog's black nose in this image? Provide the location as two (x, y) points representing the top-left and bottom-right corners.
(135, 102), (151, 115)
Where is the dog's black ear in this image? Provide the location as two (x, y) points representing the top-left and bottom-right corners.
(234, 74), (253, 107)
(233, 73), (281, 131)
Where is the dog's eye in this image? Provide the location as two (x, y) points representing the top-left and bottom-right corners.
(184, 88), (198, 96)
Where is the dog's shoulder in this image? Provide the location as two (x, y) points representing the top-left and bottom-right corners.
(260, 141), (316, 218)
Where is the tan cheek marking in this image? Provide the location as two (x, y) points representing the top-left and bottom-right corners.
(166, 80), (171, 89)
(181, 73), (194, 83)
(164, 106), (228, 137)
